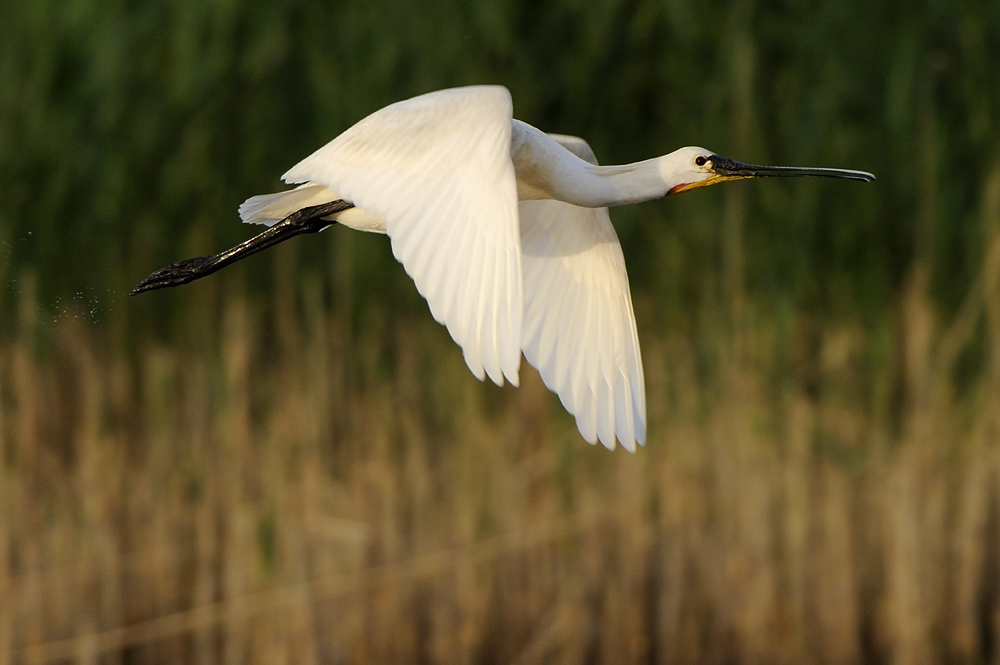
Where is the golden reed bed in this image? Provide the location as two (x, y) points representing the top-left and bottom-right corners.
(3, 245), (1000, 664)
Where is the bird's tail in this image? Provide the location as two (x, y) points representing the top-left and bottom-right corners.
(238, 183), (338, 226)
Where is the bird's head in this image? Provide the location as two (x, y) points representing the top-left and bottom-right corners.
(662, 146), (875, 195)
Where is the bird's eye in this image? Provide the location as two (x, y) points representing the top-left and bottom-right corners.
(695, 155), (708, 167)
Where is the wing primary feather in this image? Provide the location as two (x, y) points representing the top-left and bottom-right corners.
(554, 272), (586, 394)
(458, 209), (490, 381)
(598, 380), (616, 450)
(437, 191), (477, 344)
(616, 370), (636, 452)
(415, 184), (464, 325)
(477, 238), (503, 385)
(569, 285), (596, 421)
(537, 273), (573, 383)
(576, 406), (599, 446)
(502, 240), (522, 387)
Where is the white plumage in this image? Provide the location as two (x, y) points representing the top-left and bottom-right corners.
(231, 85), (874, 451)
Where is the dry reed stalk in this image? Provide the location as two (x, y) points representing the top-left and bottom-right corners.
(1, 255), (999, 664)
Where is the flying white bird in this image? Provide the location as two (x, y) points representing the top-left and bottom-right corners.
(133, 85), (874, 452)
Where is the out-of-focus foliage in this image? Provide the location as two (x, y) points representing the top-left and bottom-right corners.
(4, 1), (1000, 661)
(1, 0), (997, 334)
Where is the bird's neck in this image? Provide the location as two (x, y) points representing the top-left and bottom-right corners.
(510, 122), (674, 208)
(580, 159), (674, 207)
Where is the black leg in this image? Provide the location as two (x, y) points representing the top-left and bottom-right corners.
(130, 199), (355, 295)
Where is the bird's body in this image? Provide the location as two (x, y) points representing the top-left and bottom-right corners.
(134, 85), (874, 451)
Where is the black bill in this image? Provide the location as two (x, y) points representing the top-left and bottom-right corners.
(709, 155), (875, 183)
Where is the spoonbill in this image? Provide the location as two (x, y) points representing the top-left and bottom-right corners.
(132, 85), (874, 452)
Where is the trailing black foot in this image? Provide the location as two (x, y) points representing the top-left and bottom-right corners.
(130, 199), (355, 295)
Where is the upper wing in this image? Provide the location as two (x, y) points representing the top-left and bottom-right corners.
(283, 86), (522, 387)
(519, 135), (646, 451)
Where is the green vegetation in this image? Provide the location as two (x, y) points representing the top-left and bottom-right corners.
(1, 0), (999, 662)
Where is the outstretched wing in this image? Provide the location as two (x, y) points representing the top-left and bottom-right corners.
(283, 86), (522, 387)
(519, 135), (646, 451)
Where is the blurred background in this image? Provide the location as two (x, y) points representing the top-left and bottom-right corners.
(1, 0), (999, 662)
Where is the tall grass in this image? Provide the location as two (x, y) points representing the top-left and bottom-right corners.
(3, 204), (1000, 663)
(2, 0), (999, 661)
